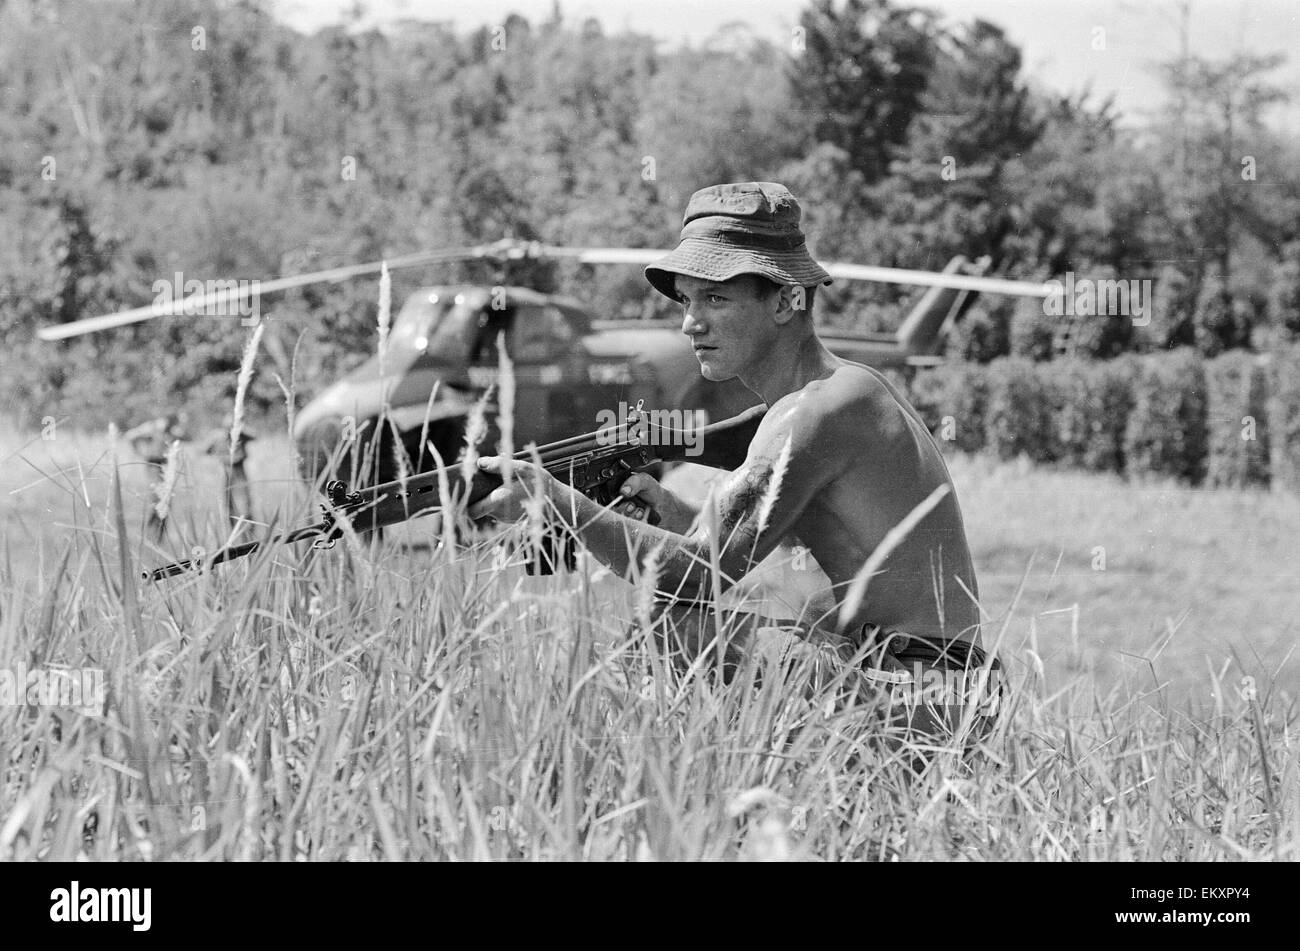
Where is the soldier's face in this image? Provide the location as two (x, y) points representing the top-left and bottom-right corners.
(675, 275), (775, 382)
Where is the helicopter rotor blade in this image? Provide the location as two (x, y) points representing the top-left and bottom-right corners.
(38, 237), (1051, 341)
(538, 247), (665, 265)
(543, 246), (1050, 297)
(821, 262), (1049, 298)
(35, 245), (506, 342)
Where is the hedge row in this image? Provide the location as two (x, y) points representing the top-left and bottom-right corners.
(907, 346), (1299, 489)
(908, 361), (987, 454)
(1124, 348), (1208, 484)
(1205, 352), (1270, 488)
(1271, 350), (1300, 494)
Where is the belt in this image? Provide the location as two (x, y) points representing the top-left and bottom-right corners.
(858, 627), (1004, 714)
(863, 626), (1001, 672)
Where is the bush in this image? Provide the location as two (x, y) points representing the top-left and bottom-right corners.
(1139, 263), (1198, 350)
(1123, 348), (1208, 484)
(1205, 352), (1270, 488)
(1052, 356), (1135, 474)
(907, 362), (987, 453)
(1267, 345), (1300, 496)
(1009, 295), (1054, 361)
(908, 348), (1293, 490)
(1267, 240), (1300, 339)
(1192, 272), (1252, 357)
(947, 296), (1012, 364)
(983, 357), (1056, 462)
(1052, 265), (1137, 359)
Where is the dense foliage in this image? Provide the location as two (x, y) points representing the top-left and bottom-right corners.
(909, 346), (1300, 489)
(2, 0), (1298, 432)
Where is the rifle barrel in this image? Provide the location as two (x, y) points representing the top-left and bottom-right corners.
(145, 522), (328, 581)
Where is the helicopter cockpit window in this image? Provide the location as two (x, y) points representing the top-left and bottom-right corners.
(470, 305), (515, 364)
(512, 306), (574, 361)
(390, 293), (458, 356)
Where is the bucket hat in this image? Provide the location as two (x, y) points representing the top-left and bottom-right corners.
(645, 182), (832, 302)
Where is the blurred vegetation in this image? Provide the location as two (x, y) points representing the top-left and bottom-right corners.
(909, 345), (1300, 489)
(2, 0), (1299, 432)
(1205, 351), (1271, 488)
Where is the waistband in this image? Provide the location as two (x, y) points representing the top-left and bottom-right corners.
(862, 625), (1000, 671)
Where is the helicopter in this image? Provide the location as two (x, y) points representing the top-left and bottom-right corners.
(38, 239), (1051, 482)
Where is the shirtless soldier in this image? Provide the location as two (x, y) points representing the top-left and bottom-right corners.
(471, 182), (997, 739)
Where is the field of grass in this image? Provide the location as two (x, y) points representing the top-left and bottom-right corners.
(1, 422), (1297, 860)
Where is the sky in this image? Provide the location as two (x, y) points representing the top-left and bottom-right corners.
(271, 0), (1300, 132)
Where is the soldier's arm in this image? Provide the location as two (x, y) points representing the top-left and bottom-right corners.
(685, 404), (764, 471)
(608, 403), (766, 532)
(551, 390), (857, 599)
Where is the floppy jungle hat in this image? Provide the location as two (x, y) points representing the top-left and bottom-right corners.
(644, 181), (832, 302)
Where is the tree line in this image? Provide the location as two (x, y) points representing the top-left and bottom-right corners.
(2, 0), (1298, 429)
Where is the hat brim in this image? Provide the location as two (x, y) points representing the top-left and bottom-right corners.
(644, 236), (832, 302)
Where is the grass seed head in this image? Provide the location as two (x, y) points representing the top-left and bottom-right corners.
(756, 435), (792, 538)
(231, 321), (265, 460)
(634, 539), (667, 629)
(460, 385), (493, 489)
(377, 261), (392, 365)
(153, 439), (182, 521)
(496, 331), (514, 485)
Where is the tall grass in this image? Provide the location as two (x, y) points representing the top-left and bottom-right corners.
(0, 502), (1295, 860)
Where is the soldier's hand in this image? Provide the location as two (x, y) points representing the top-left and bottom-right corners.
(615, 473), (696, 534)
(467, 456), (553, 524)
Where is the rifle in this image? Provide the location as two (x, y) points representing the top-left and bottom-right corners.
(145, 402), (765, 582)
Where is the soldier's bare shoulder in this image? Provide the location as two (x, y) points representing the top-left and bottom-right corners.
(779, 362), (908, 441)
